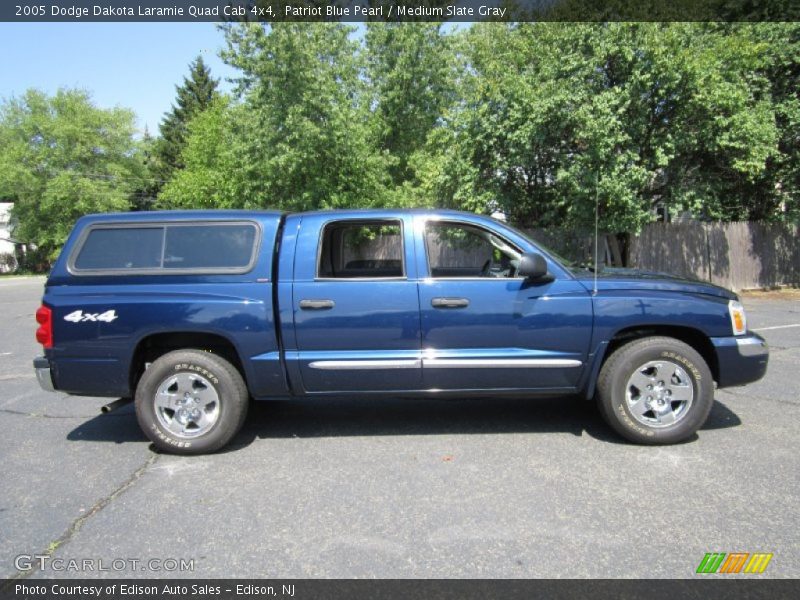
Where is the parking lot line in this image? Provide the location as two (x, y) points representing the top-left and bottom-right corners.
(752, 323), (800, 331)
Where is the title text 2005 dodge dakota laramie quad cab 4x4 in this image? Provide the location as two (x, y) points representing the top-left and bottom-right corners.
(33, 210), (768, 453)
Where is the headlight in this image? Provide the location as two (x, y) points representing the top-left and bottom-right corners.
(728, 300), (747, 336)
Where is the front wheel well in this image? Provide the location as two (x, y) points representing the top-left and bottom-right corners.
(603, 326), (719, 384)
(129, 332), (246, 393)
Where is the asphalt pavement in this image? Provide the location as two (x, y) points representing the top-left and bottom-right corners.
(1, 276), (798, 579)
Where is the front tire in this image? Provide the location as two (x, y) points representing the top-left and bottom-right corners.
(135, 349), (249, 455)
(596, 337), (714, 444)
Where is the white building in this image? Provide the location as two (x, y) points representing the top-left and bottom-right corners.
(0, 203), (16, 272)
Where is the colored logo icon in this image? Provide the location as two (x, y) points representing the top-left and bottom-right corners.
(696, 552), (773, 574)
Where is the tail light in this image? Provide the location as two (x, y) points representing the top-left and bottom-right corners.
(36, 305), (53, 349)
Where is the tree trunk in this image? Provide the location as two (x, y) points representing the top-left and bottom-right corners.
(607, 234), (623, 267)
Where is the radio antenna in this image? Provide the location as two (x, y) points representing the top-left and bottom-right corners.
(593, 172), (599, 296)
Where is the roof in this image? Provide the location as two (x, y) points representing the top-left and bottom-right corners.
(74, 208), (487, 224)
(295, 208), (475, 218)
(75, 209), (285, 225)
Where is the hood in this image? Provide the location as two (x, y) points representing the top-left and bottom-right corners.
(572, 267), (737, 300)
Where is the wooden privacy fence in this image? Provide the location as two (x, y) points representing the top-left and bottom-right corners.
(349, 220), (798, 292)
(527, 221), (799, 291)
(629, 222), (800, 291)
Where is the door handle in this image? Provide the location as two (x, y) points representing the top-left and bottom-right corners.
(299, 299), (335, 310)
(431, 297), (470, 308)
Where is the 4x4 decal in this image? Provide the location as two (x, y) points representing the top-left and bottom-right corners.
(63, 310), (118, 323)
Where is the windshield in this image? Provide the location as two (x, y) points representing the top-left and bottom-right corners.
(489, 217), (579, 270)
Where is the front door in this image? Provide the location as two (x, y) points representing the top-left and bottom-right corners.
(415, 218), (593, 392)
(292, 215), (423, 393)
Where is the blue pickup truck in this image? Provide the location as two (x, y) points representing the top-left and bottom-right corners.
(33, 209), (768, 453)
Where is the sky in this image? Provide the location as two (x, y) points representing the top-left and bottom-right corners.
(0, 22), (465, 136)
(0, 23), (239, 134)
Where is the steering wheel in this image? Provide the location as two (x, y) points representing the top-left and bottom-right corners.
(480, 259), (492, 277)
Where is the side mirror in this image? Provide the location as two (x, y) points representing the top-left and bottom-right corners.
(518, 252), (549, 280)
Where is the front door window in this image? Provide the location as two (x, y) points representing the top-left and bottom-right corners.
(424, 221), (521, 279)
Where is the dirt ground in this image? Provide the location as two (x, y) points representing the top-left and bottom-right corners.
(740, 287), (800, 300)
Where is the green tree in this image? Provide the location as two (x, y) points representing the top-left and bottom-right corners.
(130, 125), (161, 211)
(158, 96), (255, 209)
(419, 23), (780, 233)
(166, 22), (797, 229)
(219, 22), (388, 210)
(155, 56), (219, 183)
(0, 89), (142, 264)
(748, 23), (800, 221)
(365, 23), (454, 187)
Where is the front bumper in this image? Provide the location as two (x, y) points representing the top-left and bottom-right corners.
(33, 356), (56, 393)
(711, 333), (769, 388)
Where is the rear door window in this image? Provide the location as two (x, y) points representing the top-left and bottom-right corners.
(318, 220), (404, 279)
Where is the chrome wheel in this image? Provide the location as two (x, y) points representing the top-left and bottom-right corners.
(154, 372), (220, 438)
(625, 360), (694, 428)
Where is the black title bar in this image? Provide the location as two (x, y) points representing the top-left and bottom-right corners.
(2, 1), (799, 22)
(1, 579), (800, 600)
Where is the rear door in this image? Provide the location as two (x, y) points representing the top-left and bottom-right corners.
(290, 214), (423, 393)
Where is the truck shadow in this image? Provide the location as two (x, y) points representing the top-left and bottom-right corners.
(66, 405), (147, 444)
(229, 396), (610, 449)
(66, 396), (742, 451)
(227, 396), (742, 451)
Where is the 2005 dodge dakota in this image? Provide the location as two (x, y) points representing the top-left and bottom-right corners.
(33, 209), (768, 453)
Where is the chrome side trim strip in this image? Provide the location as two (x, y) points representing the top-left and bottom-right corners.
(309, 360), (421, 370)
(423, 358), (582, 369)
(308, 358), (582, 370)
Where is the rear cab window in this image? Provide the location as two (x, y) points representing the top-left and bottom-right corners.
(70, 222), (260, 275)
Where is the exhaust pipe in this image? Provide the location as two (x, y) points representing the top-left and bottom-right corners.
(101, 397), (133, 414)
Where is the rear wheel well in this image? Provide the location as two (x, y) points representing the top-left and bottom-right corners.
(603, 326), (719, 383)
(129, 332), (246, 393)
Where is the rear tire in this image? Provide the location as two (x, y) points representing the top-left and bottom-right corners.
(596, 336), (714, 444)
(135, 349), (249, 455)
